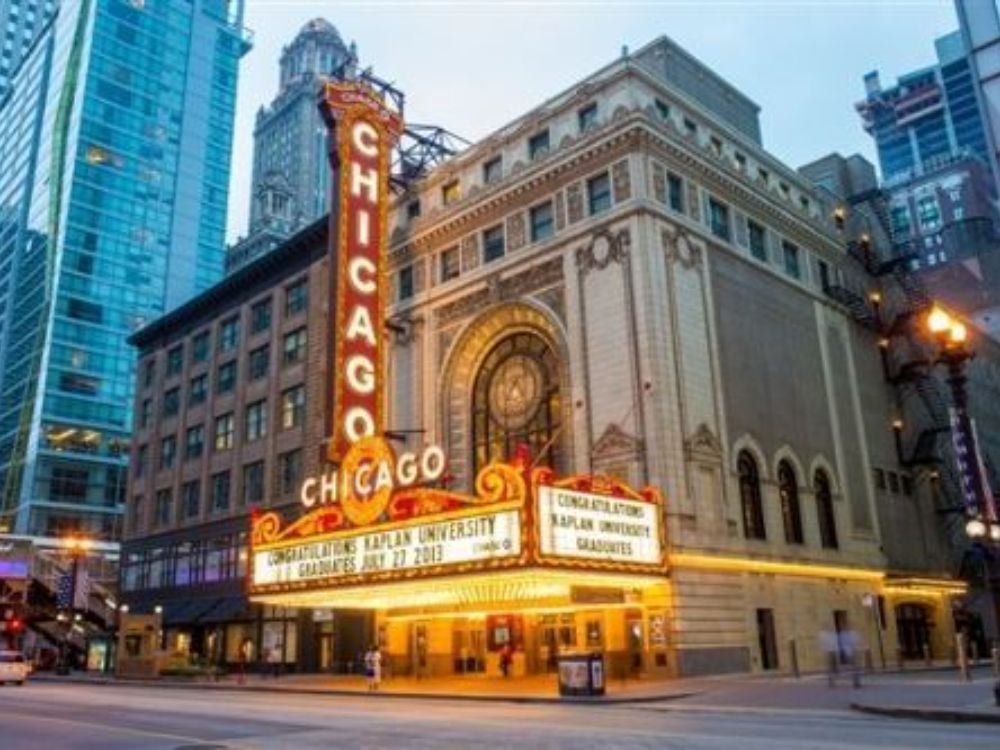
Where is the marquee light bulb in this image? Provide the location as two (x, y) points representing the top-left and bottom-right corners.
(927, 306), (951, 335)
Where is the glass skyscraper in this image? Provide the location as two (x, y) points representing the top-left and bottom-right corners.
(858, 31), (990, 182)
(0, 0), (250, 541)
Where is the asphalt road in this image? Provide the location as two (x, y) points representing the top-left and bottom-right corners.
(0, 682), (997, 749)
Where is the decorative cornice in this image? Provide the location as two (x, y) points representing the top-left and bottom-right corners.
(434, 256), (565, 327)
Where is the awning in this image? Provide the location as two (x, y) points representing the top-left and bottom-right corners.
(162, 598), (217, 626)
(199, 597), (250, 624)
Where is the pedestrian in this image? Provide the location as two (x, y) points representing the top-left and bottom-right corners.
(839, 629), (862, 688)
(499, 641), (513, 678)
(237, 637), (250, 685)
(364, 645), (381, 691)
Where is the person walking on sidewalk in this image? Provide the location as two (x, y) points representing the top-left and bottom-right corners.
(365, 645), (382, 691)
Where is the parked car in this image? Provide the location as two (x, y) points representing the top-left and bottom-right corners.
(0, 651), (29, 685)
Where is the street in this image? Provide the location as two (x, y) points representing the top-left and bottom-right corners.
(0, 679), (997, 749)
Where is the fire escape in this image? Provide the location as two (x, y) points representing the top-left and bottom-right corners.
(823, 218), (999, 597)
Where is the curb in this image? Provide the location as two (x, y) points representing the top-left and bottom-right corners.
(30, 675), (695, 706)
(850, 702), (1000, 725)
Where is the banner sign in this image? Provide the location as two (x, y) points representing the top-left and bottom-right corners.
(321, 82), (403, 463)
(537, 486), (662, 565)
(253, 507), (521, 586)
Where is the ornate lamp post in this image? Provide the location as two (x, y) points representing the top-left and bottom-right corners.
(926, 306), (1000, 543)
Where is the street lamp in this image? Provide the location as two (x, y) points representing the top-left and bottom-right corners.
(925, 306), (997, 543)
(56, 535), (92, 675)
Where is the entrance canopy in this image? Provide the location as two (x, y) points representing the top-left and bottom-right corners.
(252, 567), (665, 612)
(248, 440), (667, 611)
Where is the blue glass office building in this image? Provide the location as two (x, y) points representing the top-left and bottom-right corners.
(858, 31), (991, 182)
(0, 0), (250, 541)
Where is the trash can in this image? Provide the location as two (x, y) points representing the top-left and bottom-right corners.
(557, 652), (605, 697)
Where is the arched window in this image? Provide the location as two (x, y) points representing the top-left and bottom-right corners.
(738, 451), (766, 540)
(471, 332), (560, 476)
(814, 469), (838, 549)
(778, 460), (804, 544)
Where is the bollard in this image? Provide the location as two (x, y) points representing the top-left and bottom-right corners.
(956, 633), (971, 683)
(992, 646), (999, 678)
(789, 639), (800, 678)
(994, 680), (1000, 707)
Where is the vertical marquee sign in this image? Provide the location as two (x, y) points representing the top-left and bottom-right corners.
(320, 82), (404, 464)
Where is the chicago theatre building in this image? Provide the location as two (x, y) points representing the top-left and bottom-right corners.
(122, 37), (969, 678)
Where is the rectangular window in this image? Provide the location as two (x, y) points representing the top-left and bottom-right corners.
(184, 425), (204, 460)
(654, 98), (670, 120)
(528, 129), (550, 160)
(782, 241), (801, 279)
(683, 118), (697, 137)
(398, 265), (414, 301)
(143, 359), (156, 388)
(917, 196), (941, 231)
(162, 388), (180, 419)
(216, 360), (236, 393)
(708, 198), (730, 241)
(51, 467), (89, 504)
(214, 413), (234, 452)
(135, 445), (148, 478)
(248, 345), (270, 380)
(140, 399), (152, 428)
(192, 331), (210, 362)
(407, 199), (421, 219)
(587, 173), (612, 215)
(283, 328), (307, 366)
(483, 156), (502, 185)
(874, 468), (886, 490)
(188, 374), (207, 407)
(281, 385), (305, 430)
(245, 400), (268, 442)
(442, 180), (460, 205)
(277, 449), (302, 495)
(440, 246), (460, 282)
(154, 489), (172, 527)
(578, 103), (598, 132)
(483, 225), (505, 263)
(735, 152), (747, 172)
(530, 202), (554, 243)
(211, 471), (231, 512)
(166, 345), (183, 377)
(251, 297), (272, 334)
(182, 481), (200, 519)
(285, 277), (308, 317)
(817, 259), (831, 290)
(709, 136), (723, 156)
(748, 220), (767, 261)
(243, 461), (265, 506)
(667, 173), (684, 213)
(159, 436), (176, 470)
(218, 316), (239, 353)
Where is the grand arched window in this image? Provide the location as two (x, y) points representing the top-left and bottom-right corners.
(738, 451), (766, 540)
(815, 469), (838, 549)
(471, 332), (561, 475)
(778, 460), (804, 544)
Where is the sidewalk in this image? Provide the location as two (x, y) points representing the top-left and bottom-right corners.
(30, 670), (698, 705)
(31, 663), (1000, 718)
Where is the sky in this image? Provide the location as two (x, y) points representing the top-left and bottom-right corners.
(225, 0), (960, 243)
